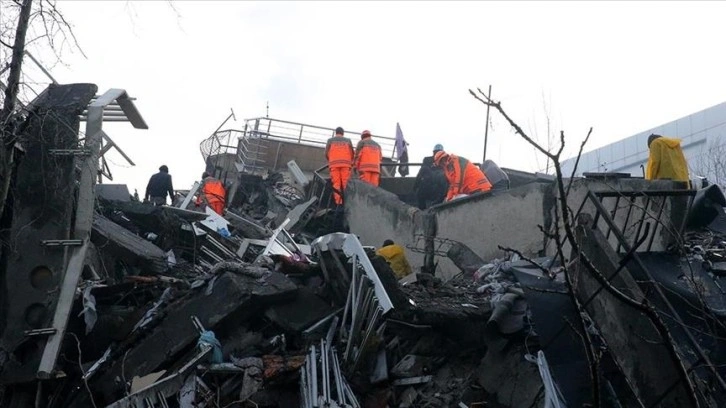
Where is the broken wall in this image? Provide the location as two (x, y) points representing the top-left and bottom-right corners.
(564, 177), (690, 254)
(344, 180), (426, 271)
(346, 176), (691, 281)
(432, 182), (555, 277)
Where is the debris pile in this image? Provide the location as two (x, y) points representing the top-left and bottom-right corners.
(1, 170), (550, 407)
(5, 83), (726, 408)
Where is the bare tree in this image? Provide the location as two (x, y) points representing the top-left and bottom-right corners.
(690, 137), (726, 187)
(469, 87), (701, 407)
(0, 0), (84, 217)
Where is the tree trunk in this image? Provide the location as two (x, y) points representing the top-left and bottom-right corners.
(0, 0), (33, 220)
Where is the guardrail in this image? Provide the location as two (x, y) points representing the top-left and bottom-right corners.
(242, 117), (398, 159)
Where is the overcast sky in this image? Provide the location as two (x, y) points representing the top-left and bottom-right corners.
(30, 1), (726, 194)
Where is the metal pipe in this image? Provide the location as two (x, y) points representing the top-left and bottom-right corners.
(310, 345), (318, 407)
(606, 195), (621, 241)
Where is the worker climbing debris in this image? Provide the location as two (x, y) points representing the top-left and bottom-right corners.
(434, 150), (493, 201)
(354, 129), (382, 187)
(145, 164), (175, 205)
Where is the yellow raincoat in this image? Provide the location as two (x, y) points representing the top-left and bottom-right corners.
(376, 244), (413, 279)
(645, 137), (689, 182)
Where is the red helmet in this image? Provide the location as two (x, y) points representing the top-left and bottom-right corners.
(434, 150), (448, 166)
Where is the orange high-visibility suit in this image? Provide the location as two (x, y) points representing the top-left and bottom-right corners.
(354, 132), (382, 187)
(441, 154), (492, 201)
(325, 135), (355, 205)
(197, 176), (226, 214)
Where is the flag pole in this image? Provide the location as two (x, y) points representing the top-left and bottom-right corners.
(482, 85), (492, 163)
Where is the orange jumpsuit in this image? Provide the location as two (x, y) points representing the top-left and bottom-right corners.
(354, 137), (382, 186)
(197, 177), (226, 214)
(441, 155), (492, 201)
(325, 135), (355, 205)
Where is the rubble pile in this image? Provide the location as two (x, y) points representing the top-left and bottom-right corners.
(6, 83), (726, 407)
(1, 174), (549, 407)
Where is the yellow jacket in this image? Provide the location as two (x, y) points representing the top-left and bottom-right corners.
(645, 137), (689, 182)
(376, 244), (413, 279)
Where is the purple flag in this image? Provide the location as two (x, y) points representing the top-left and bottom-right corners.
(395, 122), (409, 176)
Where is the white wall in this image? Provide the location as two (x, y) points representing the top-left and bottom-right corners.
(562, 101), (726, 182)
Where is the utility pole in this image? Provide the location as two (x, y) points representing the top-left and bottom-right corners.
(482, 84), (492, 164)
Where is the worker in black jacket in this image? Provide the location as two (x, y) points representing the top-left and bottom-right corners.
(413, 144), (448, 209)
(145, 165), (175, 206)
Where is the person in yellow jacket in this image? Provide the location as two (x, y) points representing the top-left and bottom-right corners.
(645, 134), (689, 183)
(375, 239), (413, 280)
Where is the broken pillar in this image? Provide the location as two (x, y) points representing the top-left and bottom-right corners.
(0, 83), (97, 383)
(91, 214), (169, 275)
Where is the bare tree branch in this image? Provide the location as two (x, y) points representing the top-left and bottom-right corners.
(42, 0), (86, 58)
(470, 86), (702, 407)
(566, 127), (593, 197)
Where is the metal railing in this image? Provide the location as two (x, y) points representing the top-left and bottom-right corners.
(576, 188), (726, 404)
(242, 117), (398, 158)
(576, 189), (695, 253)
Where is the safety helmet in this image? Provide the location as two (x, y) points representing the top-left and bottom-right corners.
(433, 143), (444, 152)
(361, 130), (372, 138)
(433, 150), (448, 166)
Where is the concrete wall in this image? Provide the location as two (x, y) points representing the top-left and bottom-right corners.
(431, 182), (555, 278)
(264, 140), (327, 173)
(345, 175), (691, 281)
(344, 180), (427, 270)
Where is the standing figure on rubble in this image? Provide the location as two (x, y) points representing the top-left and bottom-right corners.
(645, 134), (690, 184)
(354, 130), (383, 187)
(196, 172), (227, 214)
(433, 151), (492, 201)
(325, 126), (355, 206)
(145, 164), (175, 206)
(413, 143), (449, 209)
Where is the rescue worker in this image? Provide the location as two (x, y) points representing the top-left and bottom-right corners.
(413, 143), (448, 209)
(376, 239), (413, 279)
(196, 172), (227, 214)
(354, 130), (382, 187)
(325, 126), (355, 205)
(433, 151), (492, 201)
(145, 165), (174, 206)
(645, 134), (690, 183)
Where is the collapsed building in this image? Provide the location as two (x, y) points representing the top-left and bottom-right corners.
(1, 83), (726, 408)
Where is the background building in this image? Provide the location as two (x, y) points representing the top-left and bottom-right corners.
(561, 101), (726, 185)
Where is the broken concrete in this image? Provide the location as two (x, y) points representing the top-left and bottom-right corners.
(91, 214), (169, 275)
(91, 270), (297, 404)
(574, 213), (695, 407)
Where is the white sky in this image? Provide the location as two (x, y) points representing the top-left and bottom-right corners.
(29, 1), (726, 194)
